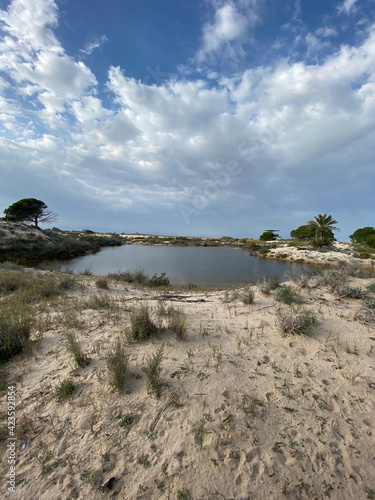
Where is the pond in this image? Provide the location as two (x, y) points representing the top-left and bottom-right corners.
(58, 245), (316, 287)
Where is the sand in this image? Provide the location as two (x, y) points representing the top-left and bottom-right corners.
(1, 255), (375, 499)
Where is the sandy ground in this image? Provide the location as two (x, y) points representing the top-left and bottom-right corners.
(261, 241), (375, 271)
(1, 261), (375, 500)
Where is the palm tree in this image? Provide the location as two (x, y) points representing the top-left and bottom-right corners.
(307, 214), (340, 246)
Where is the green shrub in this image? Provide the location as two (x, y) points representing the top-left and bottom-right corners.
(274, 285), (302, 305)
(106, 338), (128, 391)
(0, 301), (32, 360)
(350, 226), (375, 244)
(56, 380), (76, 401)
(168, 308), (187, 340)
(276, 306), (318, 336)
(258, 248), (269, 255)
(259, 232), (276, 241)
(143, 344), (164, 398)
(66, 331), (87, 367)
(366, 235), (375, 248)
(128, 303), (158, 341)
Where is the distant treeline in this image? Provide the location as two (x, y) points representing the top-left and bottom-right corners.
(0, 227), (123, 262)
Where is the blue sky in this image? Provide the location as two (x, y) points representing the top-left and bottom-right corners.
(0, 0), (374, 240)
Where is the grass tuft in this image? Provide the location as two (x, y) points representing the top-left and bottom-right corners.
(143, 344), (164, 398)
(106, 337), (128, 391)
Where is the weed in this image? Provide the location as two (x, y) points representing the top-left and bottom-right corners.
(138, 454), (151, 468)
(106, 338), (128, 391)
(193, 413), (212, 448)
(275, 306), (318, 336)
(65, 331), (87, 367)
(143, 344), (164, 398)
(56, 380), (76, 401)
(168, 307), (187, 340)
(334, 285), (365, 299)
(240, 288), (255, 305)
(95, 277), (109, 289)
(128, 303), (158, 341)
(363, 297), (375, 309)
(257, 275), (280, 295)
(119, 412), (135, 429)
(274, 285), (302, 305)
(0, 300), (32, 360)
(242, 394), (263, 415)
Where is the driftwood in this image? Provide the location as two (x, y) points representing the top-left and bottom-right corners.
(150, 392), (178, 432)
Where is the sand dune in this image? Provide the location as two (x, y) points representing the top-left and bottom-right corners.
(1, 262), (375, 499)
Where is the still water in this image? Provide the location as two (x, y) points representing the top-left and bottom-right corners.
(59, 245), (315, 287)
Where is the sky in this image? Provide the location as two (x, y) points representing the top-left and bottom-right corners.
(0, 0), (374, 240)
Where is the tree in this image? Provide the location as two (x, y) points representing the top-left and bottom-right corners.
(307, 214), (339, 247)
(290, 224), (335, 241)
(259, 231), (276, 241)
(349, 226), (375, 244)
(3, 198), (57, 228)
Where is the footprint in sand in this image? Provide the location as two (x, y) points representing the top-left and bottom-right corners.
(265, 392), (282, 407)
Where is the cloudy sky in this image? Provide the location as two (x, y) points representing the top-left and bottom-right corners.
(0, 0), (374, 240)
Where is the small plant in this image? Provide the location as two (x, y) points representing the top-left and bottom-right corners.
(143, 344), (164, 398)
(0, 301), (32, 360)
(275, 306), (318, 336)
(363, 297), (375, 309)
(258, 275), (280, 295)
(65, 331), (87, 367)
(56, 379), (76, 400)
(366, 282), (375, 293)
(168, 308), (187, 340)
(334, 285), (365, 299)
(106, 338), (128, 391)
(128, 303), (158, 341)
(137, 454), (151, 468)
(119, 412), (135, 429)
(240, 288), (255, 305)
(242, 394), (263, 415)
(274, 285), (302, 305)
(95, 277), (109, 289)
(193, 413), (212, 448)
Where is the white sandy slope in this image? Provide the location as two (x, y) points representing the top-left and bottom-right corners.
(0, 268), (375, 500)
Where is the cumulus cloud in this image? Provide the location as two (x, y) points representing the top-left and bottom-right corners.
(0, 0), (374, 237)
(195, 3), (257, 64)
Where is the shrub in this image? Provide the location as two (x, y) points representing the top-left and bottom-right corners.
(56, 380), (76, 401)
(258, 275), (280, 295)
(350, 226), (375, 244)
(0, 301), (32, 360)
(240, 288), (255, 305)
(366, 235), (375, 248)
(65, 331), (87, 367)
(275, 306), (318, 336)
(95, 277), (109, 289)
(106, 338), (128, 391)
(274, 285), (302, 305)
(128, 303), (158, 341)
(334, 285), (365, 299)
(143, 344), (164, 398)
(258, 248), (269, 255)
(168, 308), (187, 340)
(259, 231), (276, 241)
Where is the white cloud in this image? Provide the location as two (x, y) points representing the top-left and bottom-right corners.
(315, 26), (338, 38)
(337, 0), (359, 15)
(195, 3), (253, 63)
(0, 0), (374, 238)
(80, 35), (109, 56)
